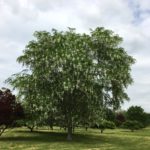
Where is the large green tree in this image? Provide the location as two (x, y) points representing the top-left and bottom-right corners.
(7, 27), (135, 140)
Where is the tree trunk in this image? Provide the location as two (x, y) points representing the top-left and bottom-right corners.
(50, 125), (53, 130)
(27, 126), (34, 132)
(30, 127), (33, 132)
(131, 129), (134, 132)
(72, 126), (75, 133)
(0, 126), (7, 136)
(67, 126), (72, 141)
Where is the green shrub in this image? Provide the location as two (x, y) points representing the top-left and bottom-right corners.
(98, 120), (116, 133)
(122, 120), (143, 132)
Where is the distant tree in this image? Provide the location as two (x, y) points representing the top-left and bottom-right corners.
(98, 120), (116, 133)
(45, 116), (54, 130)
(0, 88), (24, 136)
(115, 111), (126, 127)
(23, 104), (40, 132)
(145, 113), (150, 126)
(126, 106), (147, 127)
(122, 120), (143, 132)
(44, 110), (56, 130)
(104, 108), (115, 122)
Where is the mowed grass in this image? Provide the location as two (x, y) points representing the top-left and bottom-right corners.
(0, 126), (150, 150)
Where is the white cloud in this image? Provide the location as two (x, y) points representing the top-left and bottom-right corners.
(0, 0), (150, 112)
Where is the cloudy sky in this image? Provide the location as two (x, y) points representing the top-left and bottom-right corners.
(0, 0), (150, 112)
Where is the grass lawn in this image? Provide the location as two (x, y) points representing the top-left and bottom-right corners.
(0, 126), (150, 150)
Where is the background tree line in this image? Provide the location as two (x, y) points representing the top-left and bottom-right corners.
(1, 87), (150, 136)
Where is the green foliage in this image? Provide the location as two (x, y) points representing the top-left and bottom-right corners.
(126, 106), (147, 127)
(104, 108), (115, 122)
(115, 111), (126, 127)
(98, 120), (116, 133)
(0, 88), (24, 136)
(6, 27), (135, 140)
(145, 113), (150, 126)
(122, 120), (143, 132)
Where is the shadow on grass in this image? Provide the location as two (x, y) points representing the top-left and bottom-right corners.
(1, 129), (150, 150)
(120, 130), (134, 132)
(0, 130), (105, 145)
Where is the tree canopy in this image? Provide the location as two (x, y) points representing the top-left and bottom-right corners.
(6, 27), (135, 140)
